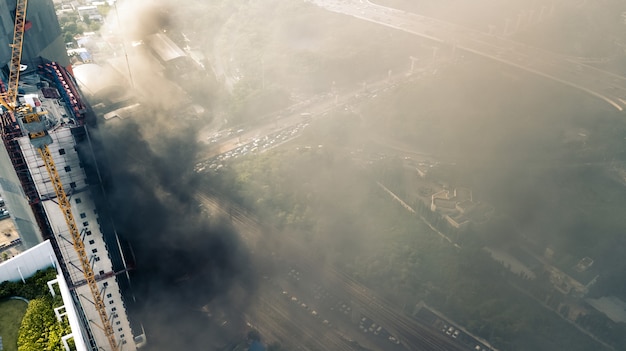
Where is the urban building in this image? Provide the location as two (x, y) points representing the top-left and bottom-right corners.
(0, 0), (142, 350)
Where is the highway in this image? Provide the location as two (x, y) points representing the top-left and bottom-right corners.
(194, 50), (452, 170)
(197, 191), (470, 351)
(309, 0), (626, 111)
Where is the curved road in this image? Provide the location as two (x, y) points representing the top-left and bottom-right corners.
(310, 0), (626, 111)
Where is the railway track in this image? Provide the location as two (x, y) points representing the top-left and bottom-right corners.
(196, 190), (468, 350)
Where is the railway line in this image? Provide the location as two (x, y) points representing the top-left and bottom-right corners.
(196, 190), (472, 350)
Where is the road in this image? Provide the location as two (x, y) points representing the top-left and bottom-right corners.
(197, 191), (469, 351)
(196, 54), (443, 167)
(309, 0), (626, 111)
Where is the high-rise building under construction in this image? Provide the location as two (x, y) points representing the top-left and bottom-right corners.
(0, 0), (142, 350)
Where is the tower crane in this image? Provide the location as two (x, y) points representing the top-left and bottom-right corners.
(0, 1), (119, 350)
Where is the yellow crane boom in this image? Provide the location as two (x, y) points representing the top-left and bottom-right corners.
(23, 109), (119, 351)
(3, 1), (119, 350)
(0, 0), (27, 112)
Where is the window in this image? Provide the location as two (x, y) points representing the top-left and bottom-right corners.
(83, 221), (89, 227)
(116, 321), (121, 325)
(103, 282), (108, 287)
(99, 270), (105, 275)
(85, 230), (92, 236)
(107, 293), (112, 298)
(58, 148), (65, 155)
(120, 334), (125, 338)
(75, 198), (81, 204)
(88, 240), (94, 245)
(95, 257), (101, 262)
(80, 212), (86, 219)
(111, 307), (117, 312)
(109, 300), (114, 305)
(92, 248), (98, 253)
(122, 340), (127, 345)
(70, 182), (76, 188)
(64, 165), (71, 172)
(118, 328), (123, 332)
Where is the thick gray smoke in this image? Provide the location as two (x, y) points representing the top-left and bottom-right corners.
(80, 0), (626, 350)
(93, 119), (256, 350)
(86, 0), (258, 349)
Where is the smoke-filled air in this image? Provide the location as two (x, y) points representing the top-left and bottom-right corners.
(79, 0), (626, 350)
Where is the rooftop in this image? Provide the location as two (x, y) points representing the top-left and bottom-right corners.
(0, 240), (89, 351)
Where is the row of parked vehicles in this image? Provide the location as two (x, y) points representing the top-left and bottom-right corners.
(0, 197), (8, 220)
(442, 324), (460, 338)
(441, 323), (490, 351)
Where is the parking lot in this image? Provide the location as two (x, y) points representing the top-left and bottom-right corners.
(0, 213), (20, 259)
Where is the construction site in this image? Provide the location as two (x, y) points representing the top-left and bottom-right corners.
(0, 0), (142, 350)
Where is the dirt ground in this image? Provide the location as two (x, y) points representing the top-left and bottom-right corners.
(0, 217), (21, 260)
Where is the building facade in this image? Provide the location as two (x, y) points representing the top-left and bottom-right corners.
(0, 1), (142, 349)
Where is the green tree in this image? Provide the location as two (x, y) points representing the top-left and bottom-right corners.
(17, 297), (72, 351)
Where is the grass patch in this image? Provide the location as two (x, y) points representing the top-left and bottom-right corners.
(0, 299), (28, 351)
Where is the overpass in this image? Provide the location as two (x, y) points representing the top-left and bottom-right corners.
(310, 0), (626, 111)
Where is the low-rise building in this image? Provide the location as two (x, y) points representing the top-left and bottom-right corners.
(0, 240), (89, 351)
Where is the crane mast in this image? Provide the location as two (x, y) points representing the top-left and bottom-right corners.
(6, 0), (27, 109)
(2, 1), (119, 350)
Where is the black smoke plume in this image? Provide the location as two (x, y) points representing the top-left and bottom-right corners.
(90, 110), (256, 350)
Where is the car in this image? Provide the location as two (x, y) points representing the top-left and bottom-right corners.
(446, 327), (453, 335)
(389, 336), (400, 344)
(453, 330), (460, 338)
